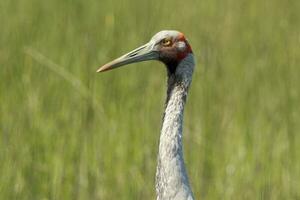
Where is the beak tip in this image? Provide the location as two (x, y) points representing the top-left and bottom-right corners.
(96, 66), (107, 73)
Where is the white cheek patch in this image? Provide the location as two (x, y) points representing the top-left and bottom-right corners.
(176, 41), (186, 52)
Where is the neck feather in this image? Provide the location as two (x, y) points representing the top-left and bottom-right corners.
(156, 54), (195, 200)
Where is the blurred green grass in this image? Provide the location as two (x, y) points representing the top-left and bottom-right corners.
(1, 0), (300, 199)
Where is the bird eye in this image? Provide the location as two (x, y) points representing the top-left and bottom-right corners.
(161, 38), (172, 46)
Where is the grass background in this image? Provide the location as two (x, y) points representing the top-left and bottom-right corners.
(1, 0), (300, 199)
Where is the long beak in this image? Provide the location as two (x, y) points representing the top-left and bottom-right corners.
(97, 41), (158, 72)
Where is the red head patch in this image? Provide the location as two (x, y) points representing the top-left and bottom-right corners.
(176, 33), (193, 60)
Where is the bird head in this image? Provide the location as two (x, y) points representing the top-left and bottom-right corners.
(97, 30), (193, 74)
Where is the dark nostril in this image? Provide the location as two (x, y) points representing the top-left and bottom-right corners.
(128, 52), (138, 57)
(127, 45), (147, 57)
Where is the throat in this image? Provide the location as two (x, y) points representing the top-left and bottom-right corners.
(166, 60), (179, 75)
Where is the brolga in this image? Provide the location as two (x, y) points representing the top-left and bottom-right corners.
(97, 30), (195, 200)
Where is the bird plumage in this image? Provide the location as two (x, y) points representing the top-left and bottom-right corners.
(156, 53), (195, 200)
(97, 30), (195, 200)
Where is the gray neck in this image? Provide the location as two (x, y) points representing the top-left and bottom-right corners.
(156, 54), (195, 200)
